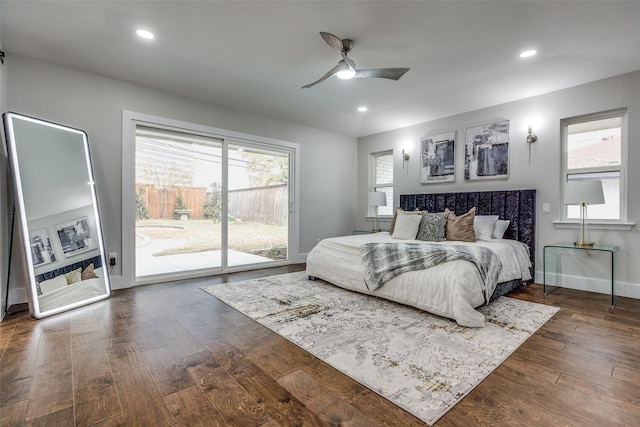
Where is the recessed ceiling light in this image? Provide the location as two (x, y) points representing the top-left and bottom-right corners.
(136, 28), (155, 40)
(358, 106), (368, 112)
(519, 49), (537, 58)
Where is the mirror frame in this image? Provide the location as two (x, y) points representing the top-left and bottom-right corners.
(3, 112), (111, 318)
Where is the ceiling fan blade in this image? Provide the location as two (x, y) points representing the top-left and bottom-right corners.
(354, 68), (410, 81)
(306, 32), (407, 87)
(301, 60), (349, 89)
(319, 32), (344, 50)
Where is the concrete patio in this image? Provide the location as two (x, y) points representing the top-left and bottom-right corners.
(135, 234), (272, 277)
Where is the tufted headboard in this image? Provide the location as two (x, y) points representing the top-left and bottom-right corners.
(35, 255), (103, 284)
(399, 189), (536, 280)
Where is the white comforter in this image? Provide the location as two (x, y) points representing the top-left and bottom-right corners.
(37, 278), (108, 314)
(306, 232), (532, 327)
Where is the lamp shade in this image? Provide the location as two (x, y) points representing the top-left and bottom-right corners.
(564, 180), (605, 205)
(368, 191), (387, 207)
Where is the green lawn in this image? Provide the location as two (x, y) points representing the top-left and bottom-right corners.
(136, 218), (287, 258)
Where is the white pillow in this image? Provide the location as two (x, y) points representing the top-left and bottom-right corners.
(64, 267), (83, 284)
(391, 213), (422, 240)
(39, 275), (67, 294)
(94, 266), (104, 278)
(473, 215), (499, 240)
(492, 219), (510, 239)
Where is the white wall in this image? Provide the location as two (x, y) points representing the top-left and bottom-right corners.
(2, 54), (357, 302)
(358, 70), (640, 299)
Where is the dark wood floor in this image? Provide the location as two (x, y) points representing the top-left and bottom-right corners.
(1, 264), (639, 426)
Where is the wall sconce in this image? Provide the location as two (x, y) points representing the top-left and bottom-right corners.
(402, 149), (410, 170)
(526, 126), (537, 144)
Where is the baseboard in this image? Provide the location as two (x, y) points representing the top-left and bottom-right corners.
(9, 287), (29, 306)
(534, 271), (640, 300)
(616, 281), (640, 299)
(109, 256), (309, 290)
(109, 275), (128, 290)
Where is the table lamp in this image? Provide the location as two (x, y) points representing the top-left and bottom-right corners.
(368, 191), (387, 232)
(564, 180), (604, 247)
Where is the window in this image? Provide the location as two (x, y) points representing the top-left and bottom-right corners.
(562, 109), (627, 222)
(371, 151), (393, 216)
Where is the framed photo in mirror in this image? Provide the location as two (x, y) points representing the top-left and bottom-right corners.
(56, 216), (95, 257)
(29, 228), (57, 266)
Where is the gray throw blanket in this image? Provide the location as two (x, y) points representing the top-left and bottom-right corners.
(361, 242), (503, 304)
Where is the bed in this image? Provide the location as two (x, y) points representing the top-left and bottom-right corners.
(306, 189), (536, 327)
(35, 255), (108, 313)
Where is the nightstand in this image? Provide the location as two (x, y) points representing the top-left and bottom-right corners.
(353, 230), (375, 235)
(543, 242), (619, 307)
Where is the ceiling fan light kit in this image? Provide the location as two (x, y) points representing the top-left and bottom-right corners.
(302, 32), (410, 89)
(337, 68), (356, 80)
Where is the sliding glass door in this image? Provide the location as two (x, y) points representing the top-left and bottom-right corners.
(134, 125), (292, 280)
(227, 143), (289, 267)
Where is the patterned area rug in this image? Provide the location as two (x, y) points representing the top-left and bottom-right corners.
(202, 272), (558, 425)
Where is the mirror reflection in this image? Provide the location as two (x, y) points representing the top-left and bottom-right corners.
(3, 112), (111, 318)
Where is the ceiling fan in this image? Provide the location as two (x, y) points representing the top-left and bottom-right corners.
(301, 32), (410, 89)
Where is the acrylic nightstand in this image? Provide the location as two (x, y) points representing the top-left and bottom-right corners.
(543, 242), (619, 307)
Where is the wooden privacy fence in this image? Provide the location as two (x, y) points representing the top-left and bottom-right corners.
(136, 183), (287, 226)
(228, 184), (287, 226)
(136, 184), (206, 219)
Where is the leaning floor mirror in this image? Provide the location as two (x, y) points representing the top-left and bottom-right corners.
(3, 112), (111, 318)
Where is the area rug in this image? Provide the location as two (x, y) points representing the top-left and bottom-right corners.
(201, 272), (558, 425)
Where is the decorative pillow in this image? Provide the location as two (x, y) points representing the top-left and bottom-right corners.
(388, 207), (402, 234)
(94, 266), (104, 278)
(389, 208), (424, 235)
(391, 213), (422, 240)
(492, 219), (511, 239)
(444, 207), (476, 242)
(39, 275), (68, 294)
(65, 267), (83, 285)
(81, 263), (97, 280)
(416, 213), (448, 241)
(474, 215), (499, 241)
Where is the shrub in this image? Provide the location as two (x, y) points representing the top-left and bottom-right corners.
(173, 196), (189, 219)
(203, 182), (222, 222)
(136, 187), (151, 220)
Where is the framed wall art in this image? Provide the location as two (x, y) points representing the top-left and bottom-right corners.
(56, 216), (96, 258)
(464, 120), (510, 180)
(420, 131), (456, 184)
(29, 228), (57, 266)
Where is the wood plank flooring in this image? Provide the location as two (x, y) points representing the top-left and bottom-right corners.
(1, 264), (639, 426)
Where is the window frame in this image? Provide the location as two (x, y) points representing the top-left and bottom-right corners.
(560, 108), (628, 224)
(369, 150), (394, 218)
(122, 110), (300, 287)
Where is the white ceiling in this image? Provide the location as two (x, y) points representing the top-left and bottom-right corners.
(2, 1), (640, 138)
